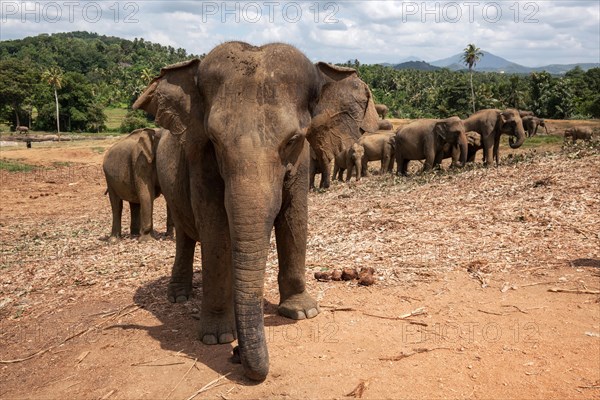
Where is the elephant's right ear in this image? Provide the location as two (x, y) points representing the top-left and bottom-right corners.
(133, 59), (202, 136)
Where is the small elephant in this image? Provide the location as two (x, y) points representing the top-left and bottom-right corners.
(463, 108), (526, 166)
(375, 103), (389, 119)
(564, 127), (593, 143)
(102, 128), (173, 242)
(358, 131), (396, 175)
(333, 142), (365, 182)
(443, 130), (482, 165)
(395, 117), (468, 176)
(522, 116), (548, 137)
(16, 126), (29, 133)
(378, 120), (393, 130)
(309, 147), (328, 189)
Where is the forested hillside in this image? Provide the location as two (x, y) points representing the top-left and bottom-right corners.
(1, 32), (598, 133)
(0, 32), (197, 132)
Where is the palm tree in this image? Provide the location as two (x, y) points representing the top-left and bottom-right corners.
(462, 44), (484, 113)
(42, 66), (63, 136)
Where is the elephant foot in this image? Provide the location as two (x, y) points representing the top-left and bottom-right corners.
(138, 233), (154, 243)
(278, 291), (320, 320)
(199, 311), (236, 345)
(108, 235), (119, 244)
(167, 281), (192, 303)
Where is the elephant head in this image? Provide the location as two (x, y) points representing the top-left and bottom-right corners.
(434, 116), (468, 167)
(498, 109), (526, 149)
(465, 130), (482, 147)
(133, 42), (378, 381)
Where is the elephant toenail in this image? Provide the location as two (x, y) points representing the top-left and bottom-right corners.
(202, 335), (218, 345)
(176, 295), (188, 303)
(219, 333), (235, 343)
(306, 308), (319, 318)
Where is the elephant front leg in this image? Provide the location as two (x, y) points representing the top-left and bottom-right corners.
(138, 186), (155, 242)
(198, 238), (236, 345)
(168, 229), (195, 303)
(129, 202), (141, 236)
(275, 168), (319, 320)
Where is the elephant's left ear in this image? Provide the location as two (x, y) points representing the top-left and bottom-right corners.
(133, 59), (202, 136)
(307, 62), (379, 161)
(434, 121), (448, 141)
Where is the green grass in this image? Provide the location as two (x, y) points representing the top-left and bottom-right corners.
(91, 146), (106, 154)
(0, 159), (36, 172)
(520, 135), (564, 148)
(104, 107), (129, 131)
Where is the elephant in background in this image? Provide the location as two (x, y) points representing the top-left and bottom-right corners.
(463, 108), (526, 166)
(16, 126), (29, 133)
(522, 116), (548, 137)
(395, 117), (468, 176)
(358, 131), (396, 175)
(309, 147), (327, 189)
(102, 128), (173, 242)
(378, 120), (393, 130)
(443, 130), (482, 165)
(333, 142), (365, 182)
(375, 103), (389, 119)
(519, 110), (535, 118)
(564, 127), (593, 143)
(133, 42), (379, 381)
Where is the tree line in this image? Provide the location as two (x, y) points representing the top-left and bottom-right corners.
(1, 32), (598, 134)
(0, 31), (196, 132)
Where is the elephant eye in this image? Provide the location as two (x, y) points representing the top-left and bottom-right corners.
(286, 134), (302, 147)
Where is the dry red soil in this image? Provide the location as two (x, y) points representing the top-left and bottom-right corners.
(0, 127), (599, 399)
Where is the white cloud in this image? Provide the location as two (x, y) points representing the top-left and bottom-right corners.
(0, 1), (598, 66)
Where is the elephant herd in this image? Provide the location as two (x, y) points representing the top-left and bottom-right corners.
(310, 107), (529, 187)
(99, 42), (594, 382)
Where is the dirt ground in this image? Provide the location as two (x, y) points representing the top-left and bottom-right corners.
(1, 124), (599, 399)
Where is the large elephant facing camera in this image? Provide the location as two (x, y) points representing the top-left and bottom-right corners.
(463, 108), (526, 166)
(133, 42), (379, 381)
(102, 128), (173, 242)
(394, 117), (468, 175)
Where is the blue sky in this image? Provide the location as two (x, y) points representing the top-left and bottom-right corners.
(1, 1), (599, 66)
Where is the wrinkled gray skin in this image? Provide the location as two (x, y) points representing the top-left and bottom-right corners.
(395, 117), (468, 176)
(564, 127), (593, 143)
(309, 147), (327, 189)
(358, 131), (396, 175)
(16, 126), (29, 133)
(333, 142), (365, 182)
(378, 119), (393, 130)
(375, 103), (389, 119)
(522, 116), (547, 137)
(102, 128), (173, 242)
(463, 109), (526, 166)
(133, 42), (379, 381)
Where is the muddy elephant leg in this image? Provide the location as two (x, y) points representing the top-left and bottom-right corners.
(318, 154), (331, 188)
(138, 186), (154, 242)
(166, 205), (174, 237)
(275, 161), (319, 320)
(168, 228), (195, 303)
(483, 139), (494, 167)
(130, 202), (141, 236)
(108, 189), (123, 242)
(493, 135), (501, 166)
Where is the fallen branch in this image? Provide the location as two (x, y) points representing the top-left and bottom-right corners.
(345, 380), (369, 398)
(0, 304), (141, 364)
(548, 288), (600, 295)
(165, 358), (197, 400)
(477, 309), (506, 316)
(379, 347), (453, 361)
(185, 373), (231, 400)
(363, 307), (428, 326)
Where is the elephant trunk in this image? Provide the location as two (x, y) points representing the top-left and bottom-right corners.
(225, 178), (282, 381)
(509, 122), (526, 149)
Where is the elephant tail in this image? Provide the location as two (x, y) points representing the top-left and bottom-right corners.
(104, 188), (108, 195)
